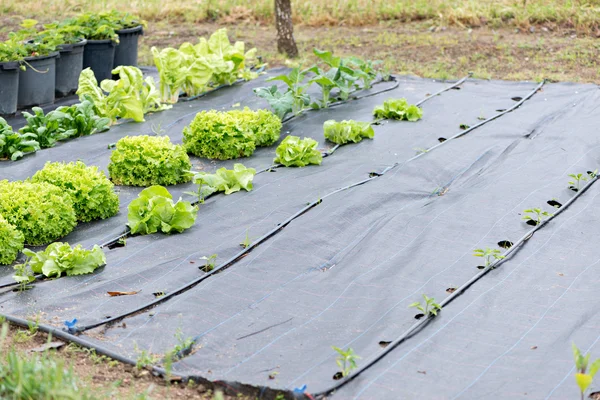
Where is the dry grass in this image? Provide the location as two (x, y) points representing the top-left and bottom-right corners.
(1, 0), (600, 34)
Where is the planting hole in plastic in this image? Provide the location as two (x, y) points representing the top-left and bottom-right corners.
(414, 313), (425, 320)
(496, 109), (506, 112)
(379, 341), (391, 348)
(547, 200), (562, 208)
(438, 137), (447, 143)
(511, 97), (523, 101)
(333, 372), (344, 380)
(498, 240), (513, 249)
(446, 287), (457, 293)
(477, 265), (485, 270)
(525, 219), (538, 227)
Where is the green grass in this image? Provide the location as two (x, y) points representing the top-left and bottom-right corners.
(2, 0), (600, 33)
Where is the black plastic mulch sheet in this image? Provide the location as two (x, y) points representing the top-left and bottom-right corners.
(1, 69), (599, 400)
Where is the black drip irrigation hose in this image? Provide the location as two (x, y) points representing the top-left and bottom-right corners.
(312, 171), (598, 400)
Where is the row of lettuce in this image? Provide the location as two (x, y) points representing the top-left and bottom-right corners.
(0, 11), (144, 63)
(0, 98), (423, 283)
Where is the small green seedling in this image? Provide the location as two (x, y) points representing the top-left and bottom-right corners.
(522, 207), (553, 225)
(332, 346), (360, 377)
(473, 247), (505, 268)
(588, 169), (598, 179)
(409, 294), (441, 317)
(459, 123), (470, 130)
(572, 343), (600, 400)
(568, 173), (588, 192)
(13, 261), (35, 292)
(240, 230), (252, 248)
(200, 254), (217, 272)
(151, 122), (165, 136)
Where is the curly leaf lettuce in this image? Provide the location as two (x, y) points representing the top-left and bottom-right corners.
(323, 120), (375, 144)
(127, 186), (198, 235)
(18, 243), (106, 278)
(0, 215), (24, 265)
(183, 110), (256, 160)
(274, 136), (323, 167)
(191, 163), (256, 200)
(31, 161), (119, 222)
(373, 98), (423, 121)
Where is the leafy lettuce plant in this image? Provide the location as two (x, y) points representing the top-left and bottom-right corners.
(373, 98), (423, 121)
(127, 186), (198, 235)
(0, 118), (39, 161)
(77, 66), (170, 124)
(0, 180), (77, 245)
(231, 107), (281, 146)
(183, 110), (256, 160)
(30, 161), (119, 222)
(15, 243), (105, 279)
(108, 135), (192, 186)
(323, 120), (375, 144)
(0, 215), (24, 265)
(189, 163), (256, 201)
(151, 28), (258, 103)
(274, 136), (323, 167)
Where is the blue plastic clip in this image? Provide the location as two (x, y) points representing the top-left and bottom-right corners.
(64, 318), (78, 333)
(293, 384), (307, 394)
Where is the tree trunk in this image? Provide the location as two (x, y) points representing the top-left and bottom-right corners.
(274, 0), (298, 58)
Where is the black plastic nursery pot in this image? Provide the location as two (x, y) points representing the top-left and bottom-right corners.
(114, 25), (143, 69)
(17, 52), (58, 109)
(0, 61), (19, 115)
(83, 39), (116, 82)
(55, 38), (87, 97)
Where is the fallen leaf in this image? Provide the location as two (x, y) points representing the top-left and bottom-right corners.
(417, 370), (427, 375)
(107, 290), (140, 297)
(28, 341), (65, 353)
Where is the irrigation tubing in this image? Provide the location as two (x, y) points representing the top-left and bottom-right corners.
(281, 73), (470, 125)
(312, 172), (598, 400)
(72, 76), (479, 331)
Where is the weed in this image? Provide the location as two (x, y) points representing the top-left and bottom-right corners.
(522, 207), (553, 225)
(473, 247), (505, 268)
(151, 122), (165, 136)
(332, 346), (360, 377)
(409, 294), (442, 317)
(135, 343), (159, 370)
(572, 343), (600, 400)
(12, 261), (35, 292)
(0, 322), (93, 399)
(200, 254), (218, 272)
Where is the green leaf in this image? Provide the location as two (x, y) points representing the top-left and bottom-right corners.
(575, 373), (592, 393)
(274, 136), (323, 167)
(127, 185), (198, 235)
(254, 86), (295, 120)
(191, 163), (257, 199)
(323, 120), (374, 145)
(373, 98), (423, 121)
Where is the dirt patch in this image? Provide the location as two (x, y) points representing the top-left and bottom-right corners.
(0, 322), (247, 399)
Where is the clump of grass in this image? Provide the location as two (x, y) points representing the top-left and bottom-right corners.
(0, 323), (94, 399)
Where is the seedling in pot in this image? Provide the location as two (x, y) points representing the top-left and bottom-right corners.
(199, 254), (217, 272)
(572, 343), (600, 400)
(332, 346), (360, 379)
(568, 173), (588, 192)
(522, 208), (553, 226)
(473, 247), (505, 269)
(409, 294), (441, 319)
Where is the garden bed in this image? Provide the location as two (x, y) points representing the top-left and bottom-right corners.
(0, 69), (599, 399)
